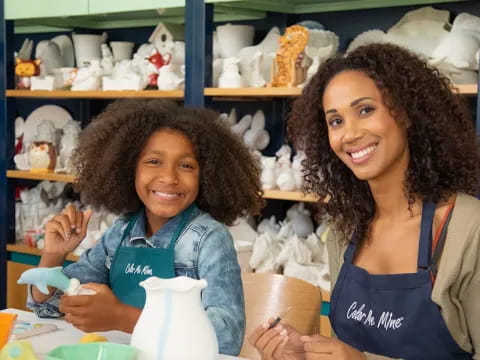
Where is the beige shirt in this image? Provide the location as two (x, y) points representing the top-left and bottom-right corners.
(327, 193), (480, 360)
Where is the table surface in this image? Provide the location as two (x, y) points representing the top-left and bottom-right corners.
(2, 309), (249, 360)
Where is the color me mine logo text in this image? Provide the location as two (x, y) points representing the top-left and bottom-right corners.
(125, 263), (153, 275)
(346, 301), (404, 331)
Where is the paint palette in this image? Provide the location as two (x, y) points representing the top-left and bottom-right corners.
(12, 320), (58, 340)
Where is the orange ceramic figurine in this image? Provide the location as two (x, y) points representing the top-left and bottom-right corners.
(270, 25), (308, 87)
(14, 57), (41, 90)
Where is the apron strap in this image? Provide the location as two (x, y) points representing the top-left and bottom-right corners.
(117, 214), (139, 251)
(345, 230), (359, 263)
(417, 201), (436, 270)
(430, 202), (454, 282)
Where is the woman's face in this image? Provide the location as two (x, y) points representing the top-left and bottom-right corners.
(322, 70), (409, 182)
(135, 129), (200, 232)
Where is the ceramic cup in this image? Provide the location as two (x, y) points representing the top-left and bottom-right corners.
(216, 23), (255, 58)
(110, 41), (135, 62)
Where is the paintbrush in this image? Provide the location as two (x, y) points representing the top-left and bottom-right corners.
(268, 306), (293, 329)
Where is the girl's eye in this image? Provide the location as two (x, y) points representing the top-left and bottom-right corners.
(146, 159), (161, 165)
(180, 162), (194, 170)
(328, 117), (343, 127)
(359, 106), (375, 116)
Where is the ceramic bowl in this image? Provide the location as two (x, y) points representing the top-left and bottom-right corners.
(47, 343), (137, 360)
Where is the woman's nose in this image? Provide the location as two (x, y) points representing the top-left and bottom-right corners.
(342, 119), (364, 143)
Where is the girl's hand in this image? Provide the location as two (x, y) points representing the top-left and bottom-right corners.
(249, 319), (305, 360)
(301, 335), (367, 360)
(44, 204), (93, 257)
(59, 283), (140, 333)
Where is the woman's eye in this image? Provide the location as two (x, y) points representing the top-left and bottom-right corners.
(359, 106), (375, 116)
(328, 117), (342, 127)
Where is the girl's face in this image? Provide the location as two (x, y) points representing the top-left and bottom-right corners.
(135, 129), (200, 232)
(322, 70), (409, 183)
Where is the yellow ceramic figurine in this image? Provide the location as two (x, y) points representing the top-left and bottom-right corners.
(14, 57), (41, 90)
(270, 25), (308, 87)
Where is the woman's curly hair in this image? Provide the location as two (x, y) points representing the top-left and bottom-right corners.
(288, 43), (479, 244)
(72, 99), (264, 225)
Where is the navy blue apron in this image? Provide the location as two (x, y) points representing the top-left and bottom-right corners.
(109, 205), (195, 308)
(329, 201), (472, 359)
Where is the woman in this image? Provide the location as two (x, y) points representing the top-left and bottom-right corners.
(250, 43), (480, 359)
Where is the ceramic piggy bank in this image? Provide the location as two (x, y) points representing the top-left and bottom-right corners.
(131, 276), (218, 360)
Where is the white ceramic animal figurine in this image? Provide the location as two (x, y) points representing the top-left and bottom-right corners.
(58, 121), (81, 173)
(131, 276), (218, 360)
(101, 44), (114, 76)
(243, 110), (270, 151)
(244, 50), (266, 88)
(260, 156), (277, 190)
(292, 151), (307, 190)
(231, 114), (252, 137)
(218, 57), (243, 88)
(71, 59), (102, 90)
(157, 64), (184, 90)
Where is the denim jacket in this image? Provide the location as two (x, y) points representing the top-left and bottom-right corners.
(27, 205), (246, 355)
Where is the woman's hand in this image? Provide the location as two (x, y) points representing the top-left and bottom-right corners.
(249, 319), (305, 360)
(301, 335), (367, 360)
(59, 283), (140, 333)
(44, 204), (93, 257)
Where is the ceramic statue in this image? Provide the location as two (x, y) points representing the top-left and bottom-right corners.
(72, 32), (107, 68)
(71, 59), (102, 91)
(231, 114), (252, 137)
(57, 120), (81, 173)
(15, 57), (41, 89)
(131, 276), (218, 360)
(304, 44), (334, 85)
(157, 64), (184, 90)
(28, 120), (57, 173)
(257, 215), (280, 237)
(260, 156), (277, 190)
(292, 151), (306, 190)
(431, 12), (480, 72)
(218, 57), (243, 88)
(103, 60), (146, 91)
(243, 110), (270, 151)
(346, 29), (387, 54)
(146, 50), (171, 88)
(16, 38), (33, 61)
(35, 40), (63, 76)
(100, 44), (114, 76)
(216, 23), (255, 59)
(271, 25), (309, 87)
(238, 27), (280, 84)
(385, 6), (450, 57)
(212, 58), (223, 87)
(243, 50), (266, 88)
(17, 266), (95, 296)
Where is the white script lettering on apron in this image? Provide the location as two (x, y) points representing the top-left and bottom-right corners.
(346, 301), (404, 331)
(125, 263), (153, 275)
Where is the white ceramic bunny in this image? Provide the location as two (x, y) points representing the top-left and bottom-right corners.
(260, 156), (277, 190)
(244, 110), (270, 151)
(218, 57), (243, 88)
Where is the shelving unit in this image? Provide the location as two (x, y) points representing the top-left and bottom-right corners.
(6, 244), (79, 262)
(2, 0), (480, 311)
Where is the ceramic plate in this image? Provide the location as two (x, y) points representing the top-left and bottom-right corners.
(52, 35), (75, 67)
(23, 105), (73, 149)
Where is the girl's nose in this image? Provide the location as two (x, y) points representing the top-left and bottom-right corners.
(157, 167), (179, 184)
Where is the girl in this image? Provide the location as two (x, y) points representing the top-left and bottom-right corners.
(28, 99), (264, 356)
(250, 43), (480, 359)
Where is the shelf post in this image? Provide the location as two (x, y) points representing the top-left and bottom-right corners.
(184, 0), (213, 108)
(0, 0), (16, 308)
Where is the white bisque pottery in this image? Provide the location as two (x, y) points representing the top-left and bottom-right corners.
(110, 41), (135, 62)
(216, 23), (254, 58)
(130, 276), (218, 360)
(72, 32), (107, 68)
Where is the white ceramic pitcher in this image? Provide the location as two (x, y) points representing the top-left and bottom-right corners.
(130, 276), (218, 360)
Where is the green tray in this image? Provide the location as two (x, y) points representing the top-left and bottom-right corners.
(47, 343), (137, 360)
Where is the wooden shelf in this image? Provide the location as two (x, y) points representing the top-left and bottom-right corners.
(6, 84), (477, 99)
(205, 87), (302, 97)
(262, 189), (319, 202)
(6, 243), (79, 262)
(7, 170), (75, 182)
(6, 89), (184, 99)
